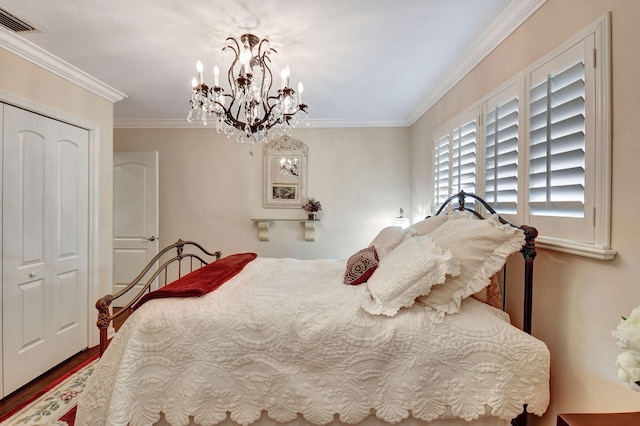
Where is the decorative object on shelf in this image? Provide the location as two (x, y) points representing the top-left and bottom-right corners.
(303, 197), (322, 220)
(264, 136), (308, 208)
(188, 33), (309, 148)
(393, 207), (410, 229)
(612, 306), (640, 392)
(280, 157), (299, 177)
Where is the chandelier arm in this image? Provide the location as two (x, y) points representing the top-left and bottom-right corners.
(224, 37), (241, 99)
(256, 38), (270, 60)
(260, 56), (274, 114)
(222, 43), (239, 91)
(225, 36), (240, 53)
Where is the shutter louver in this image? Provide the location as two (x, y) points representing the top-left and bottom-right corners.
(529, 60), (586, 218)
(433, 134), (450, 207)
(451, 120), (477, 199)
(485, 97), (519, 214)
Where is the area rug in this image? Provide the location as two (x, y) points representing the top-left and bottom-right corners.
(0, 355), (98, 426)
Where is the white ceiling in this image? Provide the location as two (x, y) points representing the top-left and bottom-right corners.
(0, 0), (544, 128)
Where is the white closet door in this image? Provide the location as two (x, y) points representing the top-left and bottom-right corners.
(0, 103), (3, 399)
(2, 105), (89, 395)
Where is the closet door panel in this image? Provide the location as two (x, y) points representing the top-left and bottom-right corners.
(20, 131), (46, 264)
(0, 103), (3, 399)
(2, 107), (54, 394)
(17, 279), (46, 348)
(48, 131), (88, 362)
(2, 105), (89, 394)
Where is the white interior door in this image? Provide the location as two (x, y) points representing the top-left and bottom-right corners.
(113, 152), (159, 307)
(2, 105), (89, 395)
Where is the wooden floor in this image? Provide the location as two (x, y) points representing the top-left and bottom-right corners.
(0, 310), (128, 419)
(0, 345), (100, 418)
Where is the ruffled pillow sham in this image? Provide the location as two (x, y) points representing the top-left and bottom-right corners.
(362, 235), (460, 317)
(406, 214), (448, 236)
(417, 214), (525, 319)
(471, 273), (503, 309)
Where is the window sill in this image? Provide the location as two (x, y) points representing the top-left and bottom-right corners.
(535, 236), (616, 260)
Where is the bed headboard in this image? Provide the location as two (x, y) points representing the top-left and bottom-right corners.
(434, 191), (538, 334)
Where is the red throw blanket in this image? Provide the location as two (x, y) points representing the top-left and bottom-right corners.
(133, 252), (257, 310)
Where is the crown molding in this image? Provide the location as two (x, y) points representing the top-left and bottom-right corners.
(407, 0), (547, 125)
(0, 27), (127, 103)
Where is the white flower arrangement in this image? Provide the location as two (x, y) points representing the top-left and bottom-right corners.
(612, 306), (640, 392)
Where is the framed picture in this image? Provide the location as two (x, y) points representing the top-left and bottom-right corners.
(264, 136), (308, 208)
(271, 183), (298, 200)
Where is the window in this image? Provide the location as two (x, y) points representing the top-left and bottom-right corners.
(432, 109), (478, 211)
(529, 60), (586, 219)
(433, 132), (450, 208)
(431, 15), (613, 259)
(451, 119), (477, 196)
(525, 36), (599, 246)
(484, 83), (522, 217)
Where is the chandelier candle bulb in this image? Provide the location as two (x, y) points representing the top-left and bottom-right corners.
(240, 49), (251, 75)
(191, 77), (198, 89)
(213, 65), (220, 86)
(196, 60), (204, 84)
(298, 82), (304, 104)
(281, 65), (290, 89)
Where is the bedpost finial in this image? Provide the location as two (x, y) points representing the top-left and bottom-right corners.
(176, 239), (185, 260)
(96, 294), (114, 329)
(520, 225), (538, 261)
(458, 191), (466, 211)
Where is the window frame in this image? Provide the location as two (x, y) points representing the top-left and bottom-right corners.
(480, 78), (526, 223)
(432, 106), (480, 213)
(430, 14), (614, 260)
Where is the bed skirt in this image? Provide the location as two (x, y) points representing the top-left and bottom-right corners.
(152, 409), (511, 426)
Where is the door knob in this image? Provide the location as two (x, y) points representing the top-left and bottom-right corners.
(146, 236), (156, 241)
(29, 271), (36, 278)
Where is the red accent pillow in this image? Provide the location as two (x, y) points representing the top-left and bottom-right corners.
(344, 246), (379, 285)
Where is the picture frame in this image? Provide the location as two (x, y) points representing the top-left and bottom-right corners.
(264, 136), (308, 208)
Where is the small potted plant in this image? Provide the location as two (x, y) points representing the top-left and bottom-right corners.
(302, 197), (322, 220)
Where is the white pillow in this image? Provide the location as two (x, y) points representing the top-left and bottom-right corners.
(369, 226), (412, 259)
(362, 235), (460, 317)
(408, 214), (448, 236)
(417, 214), (525, 316)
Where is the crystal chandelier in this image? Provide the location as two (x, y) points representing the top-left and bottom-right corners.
(188, 34), (309, 146)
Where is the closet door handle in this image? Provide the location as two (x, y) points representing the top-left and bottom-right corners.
(145, 236), (156, 242)
(29, 271), (36, 278)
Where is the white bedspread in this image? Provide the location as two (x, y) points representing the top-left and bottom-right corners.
(76, 257), (549, 426)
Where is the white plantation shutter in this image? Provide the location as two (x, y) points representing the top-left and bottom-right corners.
(430, 17), (612, 258)
(451, 120), (477, 196)
(526, 36), (597, 245)
(433, 133), (450, 207)
(485, 96), (519, 215)
(529, 60), (586, 217)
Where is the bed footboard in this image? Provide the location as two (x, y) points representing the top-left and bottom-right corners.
(96, 239), (221, 356)
(435, 191), (538, 426)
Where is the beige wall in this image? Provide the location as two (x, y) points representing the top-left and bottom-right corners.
(0, 47), (114, 348)
(411, 0), (640, 424)
(114, 126), (411, 260)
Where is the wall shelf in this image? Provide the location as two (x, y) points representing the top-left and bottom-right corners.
(251, 219), (318, 242)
